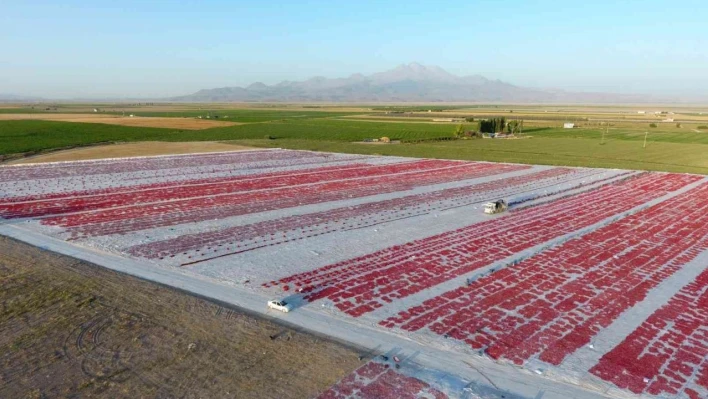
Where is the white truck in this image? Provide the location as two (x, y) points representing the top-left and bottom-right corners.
(267, 300), (293, 313)
(484, 200), (508, 215)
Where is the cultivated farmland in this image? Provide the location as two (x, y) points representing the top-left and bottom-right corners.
(1, 149), (707, 399)
(4, 104), (708, 174)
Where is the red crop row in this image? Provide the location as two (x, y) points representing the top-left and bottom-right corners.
(0, 162), (368, 206)
(0, 160), (444, 218)
(590, 267), (708, 397)
(1, 152), (368, 201)
(130, 167), (576, 261)
(0, 149), (309, 182)
(269, 173), (700, 319)
(380, 181), (708, 369)
(45, 162), (524, 238)
(316, 361), (447, 399)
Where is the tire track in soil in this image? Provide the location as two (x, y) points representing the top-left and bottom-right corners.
(63, 307), (176, 395)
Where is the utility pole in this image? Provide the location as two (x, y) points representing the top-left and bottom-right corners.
(643, 131), (648, 148)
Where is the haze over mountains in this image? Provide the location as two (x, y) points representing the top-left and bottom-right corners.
(173, 63), (651, 103)
(0, 94), (45, 102)
(1, 63), (680, 103)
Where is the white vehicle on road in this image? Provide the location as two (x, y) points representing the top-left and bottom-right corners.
(483, 199), (508, 215)
(267, 300), (292, 313)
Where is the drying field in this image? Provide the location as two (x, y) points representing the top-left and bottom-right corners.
(1, 149), (707, 399)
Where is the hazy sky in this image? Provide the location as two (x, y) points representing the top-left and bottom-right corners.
(2, 0), (707, 99)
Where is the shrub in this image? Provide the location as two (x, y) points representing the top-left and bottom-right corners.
(649, 123), (658, 128)
(264, 135), (275, 140)
(698, 125), (707, 130)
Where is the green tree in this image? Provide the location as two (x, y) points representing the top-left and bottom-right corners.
(479, 117), (507, 133)
(454, 124), (465, 138)
(507, 120), (524, 134)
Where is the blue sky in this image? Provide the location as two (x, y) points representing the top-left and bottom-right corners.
(1, 0), (706, 98)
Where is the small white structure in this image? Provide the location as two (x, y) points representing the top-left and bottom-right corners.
(637, 111), (646, 114)
(93, 108), (98, 113)
(563, 123), (575, 129)
(663, 118), (675, 122)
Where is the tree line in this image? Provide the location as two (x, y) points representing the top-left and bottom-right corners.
(454, 118), (524, 138)
(478, 118), (524, 134)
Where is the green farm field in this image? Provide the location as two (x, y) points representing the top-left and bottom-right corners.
(237, 136), (708, 174)
(1, 106), (707, 174)
(0, 118), (454, 156)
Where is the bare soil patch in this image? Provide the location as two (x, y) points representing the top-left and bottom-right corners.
(10, 141), (256, 164)
(0, 235), (362, 398)
(0, 113), (240, 130)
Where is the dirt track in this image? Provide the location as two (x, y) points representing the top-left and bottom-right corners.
(0, 236), (362, 398)
(9, 141), (257, 164)
(0, 113), (240, 129)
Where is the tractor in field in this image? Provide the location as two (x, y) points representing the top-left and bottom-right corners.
(483, 200), (508, 215)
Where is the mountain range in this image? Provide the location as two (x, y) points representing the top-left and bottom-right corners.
(172, 63), (650, 103)
(0, 94), (46, 102)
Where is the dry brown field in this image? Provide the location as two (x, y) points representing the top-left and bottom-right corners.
(8, 141), (256, 164)
(0, 235), (362, 399)
(0, 113), (240, 129)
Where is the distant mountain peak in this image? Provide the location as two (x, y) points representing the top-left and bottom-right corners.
(399, 62), (431, 71)
(398, 62), (426, 71)
(370, 63), (458, 84)
(246, 82), (267, 90)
